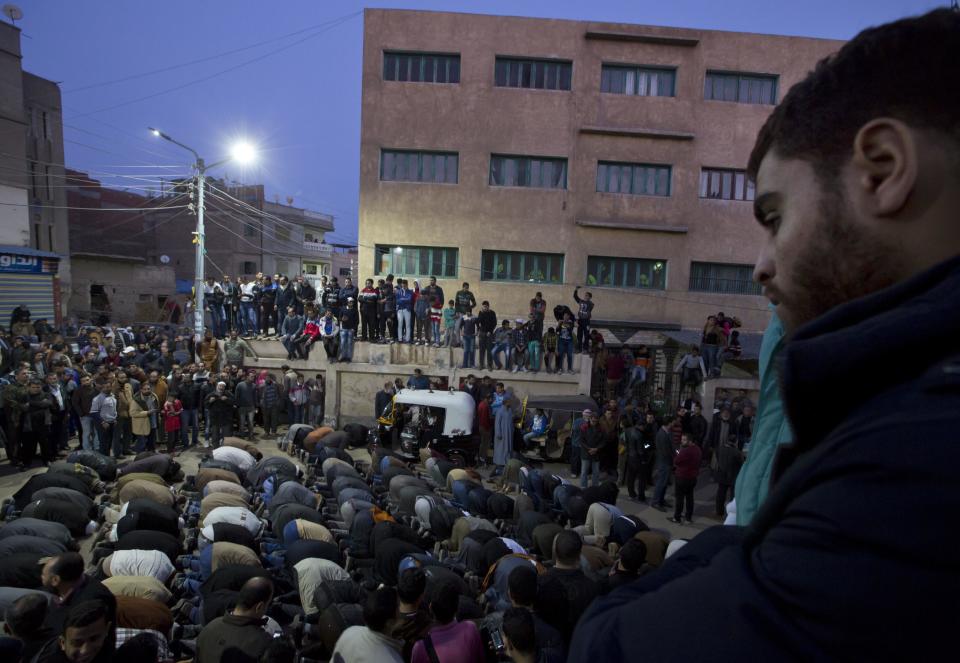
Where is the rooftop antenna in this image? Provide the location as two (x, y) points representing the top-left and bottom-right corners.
(2, 4), (23, 25)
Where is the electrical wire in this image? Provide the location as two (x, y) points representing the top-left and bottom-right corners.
(68, 12), (361, 120)
(69, 192), (192, 236)
(0, 200), (189, 212)
(63, 12), (363, 93)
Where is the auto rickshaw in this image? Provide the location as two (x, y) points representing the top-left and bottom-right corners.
(516, 394), (600, 463)
(376, 388), (479, 467)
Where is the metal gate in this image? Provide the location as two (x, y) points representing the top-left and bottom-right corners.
(0, 272), (56, 327)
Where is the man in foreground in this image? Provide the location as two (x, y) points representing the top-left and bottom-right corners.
(571, 9), (960, 659)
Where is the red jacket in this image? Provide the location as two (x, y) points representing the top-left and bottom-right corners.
(302, 320), (321, 340)
(477, 399), (493, 431)
(673, 444), (702, 480)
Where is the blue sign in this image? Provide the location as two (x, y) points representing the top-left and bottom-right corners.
(1, 253), (40, 273)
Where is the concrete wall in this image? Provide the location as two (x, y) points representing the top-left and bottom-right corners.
(68, 257), (178, 324)
(0, 184), (29, 245)
(358, 10), (842, 332)
(240, 338), (590, 426)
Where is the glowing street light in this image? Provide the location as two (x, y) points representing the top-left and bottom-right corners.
(148, 126), (257, 348)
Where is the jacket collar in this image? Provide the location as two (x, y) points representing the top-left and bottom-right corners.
(782, 254), (960, 453)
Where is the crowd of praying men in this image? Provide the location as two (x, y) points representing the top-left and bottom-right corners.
(0, 417), (674, 663)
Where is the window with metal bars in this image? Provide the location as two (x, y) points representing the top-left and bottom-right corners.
(600, 65), (675, 97)
(383, 52), (461, 84)
(688, 261), (761, 295)
(481, 250), (564, 284)
(489, 155), (567, 189)
(699, 167), (755, 201)
(586, 256), (667, 290)
(596, 161), (671, 196)
(494, 57), (572, 91)
(375, 245), (458, 278)
(704, 71), (777, 104)
(380, 150), (459, 184)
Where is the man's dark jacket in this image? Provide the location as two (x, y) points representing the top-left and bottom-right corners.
(569, 256), (960, 660)
(195, 612), (273, 663)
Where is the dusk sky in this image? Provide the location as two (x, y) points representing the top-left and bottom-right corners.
(18, 0), (940, 243)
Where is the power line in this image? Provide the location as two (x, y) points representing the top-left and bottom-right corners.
(0, 200), (189, 212)
(63, 12), (363, 93)
(67, 12), (361, 120)
(68, 192), (191, 236)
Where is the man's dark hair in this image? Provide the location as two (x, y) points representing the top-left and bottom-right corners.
(618, 540), (648, 573)
(5, 593), (47, 638)
(428, 580), (460, 625)
(114, 632), (159, 663)
(363, 587), (397, 632)
(236, 577), (274, 610)
(50, 553), (85, 583)
(481, 300), (489, 306)
(501, 607), (536, 656)
(507, 565), (538, 607)
(553, 530), (583, 566)
(64, 600), (109, 634)
(397, 567), (427, 604)
(748, 9), (960, 182)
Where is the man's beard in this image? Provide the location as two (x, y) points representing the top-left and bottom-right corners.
(778, 188), (906, 335)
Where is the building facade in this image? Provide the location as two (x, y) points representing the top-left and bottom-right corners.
(358, 10), (842, 332)
(145, 181), (335, 285)
(0, 21), (69, 325)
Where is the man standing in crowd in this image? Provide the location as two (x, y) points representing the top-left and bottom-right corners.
(455, 282), (477, 317)
(359, 278), (379, 342)
(477, 301), (497, 371)
(573, 286), (594, 353)
(238, 275), (259, 337)
(340, 300), (359, 362)
(572, 11), (960, 659)
(204, 276), (226, 340)
(224, 329), (259, 368)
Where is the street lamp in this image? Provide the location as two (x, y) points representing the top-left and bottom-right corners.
(148, 127), (256, 348)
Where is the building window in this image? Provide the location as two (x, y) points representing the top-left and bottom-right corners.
(275, 224), (290, 242)
(481, 250), (564, 284)
(704, 71), (777, 105)
(383, 52), (460, 84)
(241, 261), (257, 275)
(700, 167), (755, 201)
(380, 150), (459, 184)
(28, 161), (39, 200)
(42, 111), (50, 140)
(243, 223), (257, 237)
(339, 267), (352, 277)
(600, 65), (675, 97)
(44, 166), (52, 200)
(489, 155), (567, 189)
(47, 226), (54, 252)
(375, 245), (458, 278)
(587, 256), (666, 290)
(689, 261), (761, 295)
(596, 161), (671, 196)
(494, 57), (572, 91)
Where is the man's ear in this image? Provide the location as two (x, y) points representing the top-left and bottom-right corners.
(59, 635), (66, 651)
(851, 118), (918, 217)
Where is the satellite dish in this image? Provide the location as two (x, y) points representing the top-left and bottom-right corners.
(159, 254), (171, 264)
(2, 4), (23, 24)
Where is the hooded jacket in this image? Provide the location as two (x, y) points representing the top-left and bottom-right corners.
(570, 256), (960, 661)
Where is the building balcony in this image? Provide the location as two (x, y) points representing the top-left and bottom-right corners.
(303, 241), (333, 257)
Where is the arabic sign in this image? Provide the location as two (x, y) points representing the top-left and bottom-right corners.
(0, 252), (59, 274)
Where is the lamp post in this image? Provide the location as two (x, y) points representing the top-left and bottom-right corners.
(148, 127), (255, 350)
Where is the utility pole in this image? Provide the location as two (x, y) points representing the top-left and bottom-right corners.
(149, 127), (255, 354)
